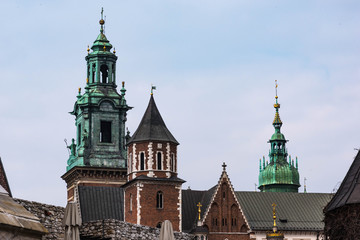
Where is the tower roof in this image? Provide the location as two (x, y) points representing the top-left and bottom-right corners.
(325, 150), (360, 212)
(128, 95), (179, 145)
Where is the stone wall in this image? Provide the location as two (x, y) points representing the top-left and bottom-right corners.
(14, 198), (194, 240)
(81, 219), (194, 240)
(15, 198), (65, 240)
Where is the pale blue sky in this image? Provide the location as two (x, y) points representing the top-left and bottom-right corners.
(0, 0), (359, 206)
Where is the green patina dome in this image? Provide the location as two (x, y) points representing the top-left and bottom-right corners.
(258, 85), (300, 193)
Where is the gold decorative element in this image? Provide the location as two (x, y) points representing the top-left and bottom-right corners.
(197, 202), (202, 221)
(86, 78), (89, 84)
(87, 45), (90, 54)
(272, 203), (277, 230)
(113, 47), (116, 54)
(99, 19), (105, 25)
(78, 87), (81, 94)
(122, 81), (125, 87)
(103, 45), (106, 51)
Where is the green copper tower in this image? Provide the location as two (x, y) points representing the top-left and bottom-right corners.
(258, 81), (300, 192)
(65, 10), (131, 171)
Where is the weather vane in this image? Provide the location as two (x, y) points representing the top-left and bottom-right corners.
(151, 84), (156, 95)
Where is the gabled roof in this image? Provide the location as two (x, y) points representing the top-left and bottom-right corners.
(0, 194), (48, 234)
(235, 192), (332, 231)
(182, 186), (216, 232)
(128, 95), (179, 145)
(325, 150), (360, 212)
(78, 186), (124, 222)
(0, 157), (12, 197)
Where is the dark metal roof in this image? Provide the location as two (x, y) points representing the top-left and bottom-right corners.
(182, 186), (216, 232)
(235, 192), (332, 231)
(127, 95), (179, 145)
(78, 186), (124, 222)
(325, 150), (360, 212)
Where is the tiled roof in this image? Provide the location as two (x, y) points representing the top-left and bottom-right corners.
(235, 192), (332, 231)
(78, 186), (124, 222)
(182, 186), (216, 232)
(325, 150), (360, 212)
(128, 95), (179, 145)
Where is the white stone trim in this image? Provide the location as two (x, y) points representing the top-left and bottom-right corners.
(176, 185), (182, 231)
(132, 144), (137, 179)
(166, 143), (171, 177)
(147, 142), (154, 177)
(136, 182), (143, 225)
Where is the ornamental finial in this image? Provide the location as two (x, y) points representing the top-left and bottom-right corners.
(197, 202), (202, 221)
(87, 45), (90, 54)
(222, 162), (227, 171)
(272, 203), (277, 232)
(99, 8), (105, 33)
(275, 80), (278, 99)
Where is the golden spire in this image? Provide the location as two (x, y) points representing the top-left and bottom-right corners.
(197, 202), (202, 221)
(273, 80), (282, 126)
(272, 203), (277, 231)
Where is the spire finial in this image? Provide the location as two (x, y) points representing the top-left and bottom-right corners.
(87, 45), (90, 54)
(113, 47), (116, 54)
(304, 177), (307, 193)
(272, 203), (277, 232)
(197, 202), (202, 221)
(151, 84), (156, 95)
(99, 8), (105, 33)
(222, 162), (227, 171)
(275, 80), (278, 100)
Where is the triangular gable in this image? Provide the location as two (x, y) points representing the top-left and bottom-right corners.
(0, 157), (12, 197)
(201, 164), (251, 231)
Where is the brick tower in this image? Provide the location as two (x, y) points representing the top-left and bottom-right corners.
(62, 10), (131, 202)
(123, 92), (184, 231)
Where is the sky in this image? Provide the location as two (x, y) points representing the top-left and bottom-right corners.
(0, 0), (359, 206)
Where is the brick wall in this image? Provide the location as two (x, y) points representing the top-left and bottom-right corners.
(203, 177), (249, 240)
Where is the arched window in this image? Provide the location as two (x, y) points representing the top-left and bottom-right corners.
(156, 191), (163, 209)
(157, 152), (162, 170)
(100, 64), (108, 83)
(140, 152), (145, 170)
(92, 63), (96, 83)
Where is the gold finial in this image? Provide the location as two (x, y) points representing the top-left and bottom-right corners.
(275, 80), (278, 99)
(103, 45), (106, 51)
(272, 203), (277, 231)
(122, 81), (125, 87)
(197, 202), (202, 221)
(151, 85), (156, 95)
(99, 8), (105, 25)
(86, 78), (89, 84)
(78, 87), (81, 94)
(87, 45), (90, 54)
(113, 47), (116, 54)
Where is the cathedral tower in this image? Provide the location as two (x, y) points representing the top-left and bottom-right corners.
(62, 10), (131, 202)
(123, 92), (184, 231)
(258, 82), (300, 192)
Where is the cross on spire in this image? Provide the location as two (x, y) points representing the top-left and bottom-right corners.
(197, 202), (202, 221)
(222, 162), (227, 171)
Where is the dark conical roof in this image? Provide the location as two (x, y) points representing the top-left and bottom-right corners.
(325, 150), (360, 212)
(128, 95), (179, 145)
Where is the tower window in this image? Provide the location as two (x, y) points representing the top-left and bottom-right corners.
(140, 152), (145, 170)
(100, 64), (109, 83)
(156, 191), (163, 209)
(100, 121), (112, 143)
(157, 152), (162, 170)
(77, 123), (82, 145)
(129, 194), (133, 212)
